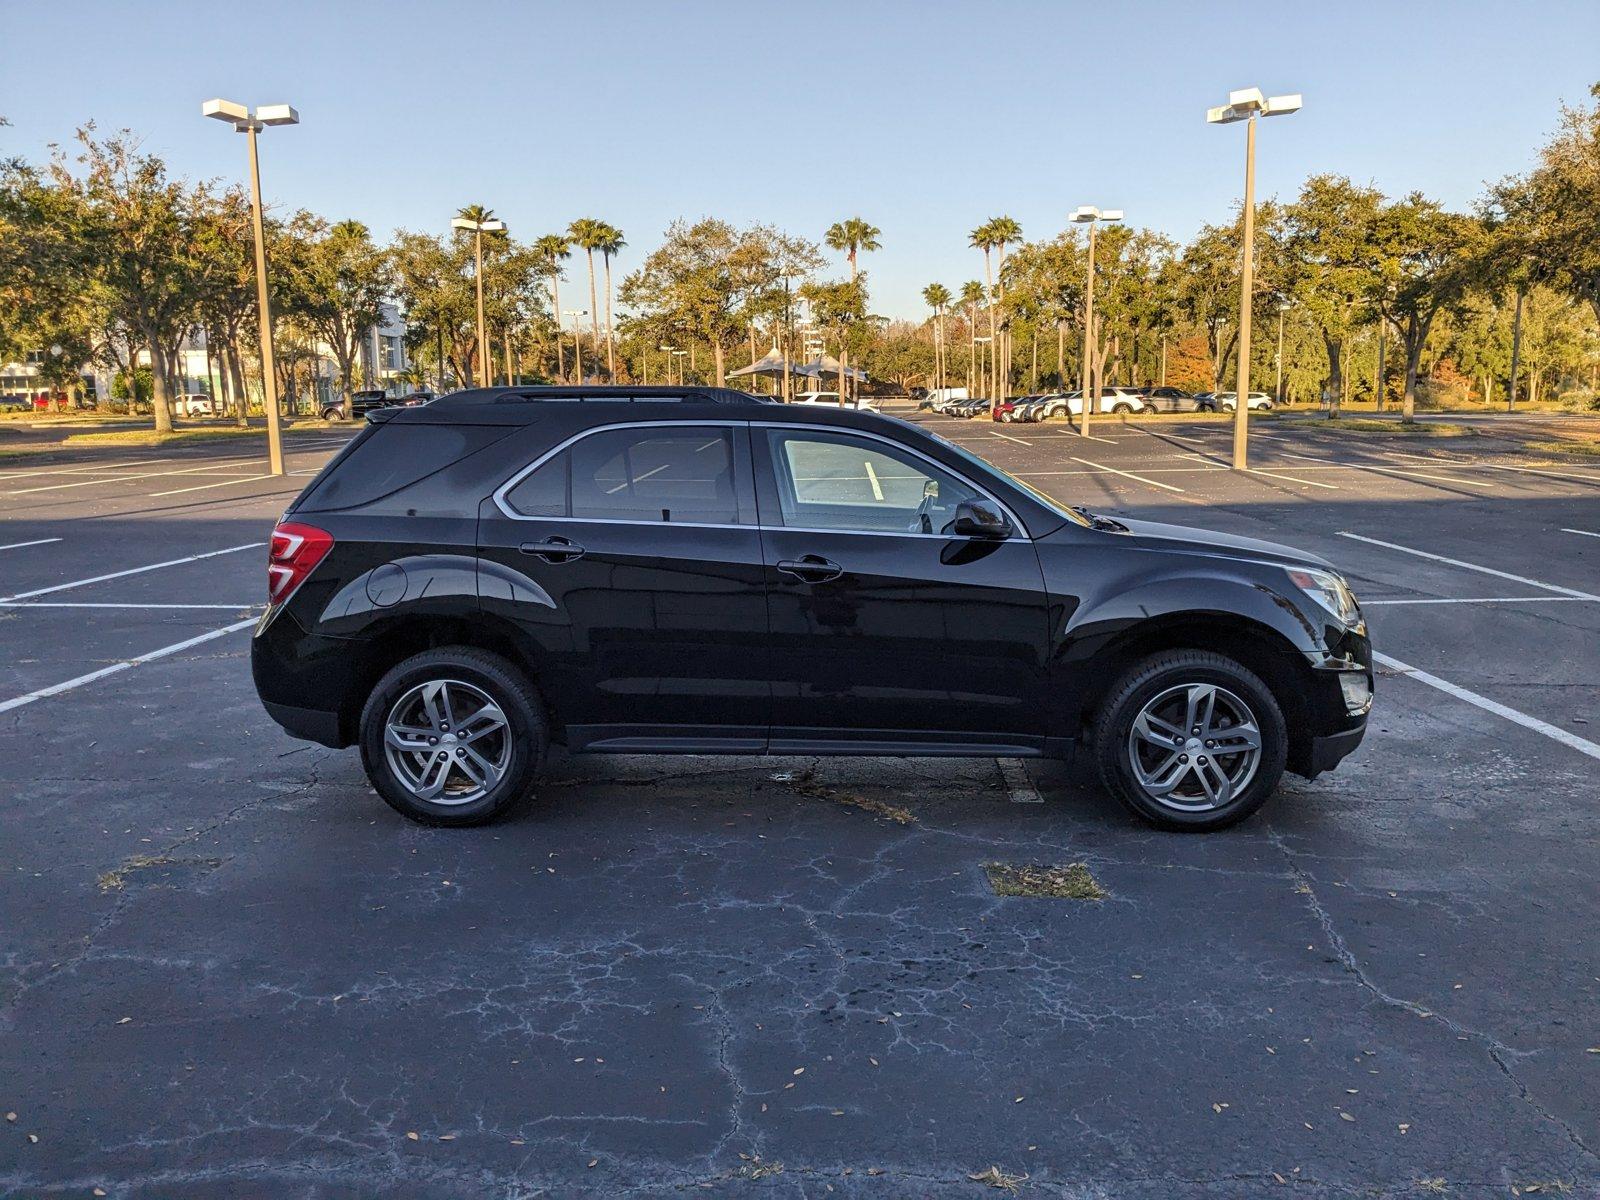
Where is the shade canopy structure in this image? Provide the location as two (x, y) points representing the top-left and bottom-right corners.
(793, 354), (866, 382)
(726, 346), (789, 378)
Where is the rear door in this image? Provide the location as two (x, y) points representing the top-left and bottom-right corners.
(752, 424), (1053, 753)
(476, 421), (771, 751)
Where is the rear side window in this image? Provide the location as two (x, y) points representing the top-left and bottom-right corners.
(295, 424), (507, 512)
(503, 425), (741, 524)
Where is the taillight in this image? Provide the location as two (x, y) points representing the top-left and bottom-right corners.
(267, 521), (334, 606)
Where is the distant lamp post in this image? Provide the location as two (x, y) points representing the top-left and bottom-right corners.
(451, 214), (507, 387)
(564, 311), (588, 381)
(1274, 301), (1290, 403)
(1207, 87), (1301, 468)
(658, 344), (677, 386)
(672, 349), (689, 385)
(203, 97), (298, 476)
(1070, 205), (1123, 438)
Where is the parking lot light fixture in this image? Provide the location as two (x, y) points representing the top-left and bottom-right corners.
(658, 344), (678, 385)
(1209, 86), (1300, 468)
(562, 310), (587, 381)
(452, 215), (507, 386)
(203, 97), (297, 475)
(1071, 205), (1122, 438)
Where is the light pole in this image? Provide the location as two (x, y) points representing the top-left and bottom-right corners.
(202, 98), (297, 476)
(564, 311), (587, 381)
(672, 349), (689, 385)
(1274, 301), (1289, 404)
(1207, 87), (1301, 468)
(658, 344), (677, 385)
(1070, 205), (1122, 438)
(452, 214), (507, 387)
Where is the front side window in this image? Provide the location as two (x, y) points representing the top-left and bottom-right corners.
(504, 425), (740, 524)
(763, 429), (984, 534)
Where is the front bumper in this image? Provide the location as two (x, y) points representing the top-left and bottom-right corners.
(1307, 720), (1368, 775)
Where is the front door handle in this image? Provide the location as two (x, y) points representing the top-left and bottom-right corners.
(776, 555), (843, 584)
(520, 537), (585, 564)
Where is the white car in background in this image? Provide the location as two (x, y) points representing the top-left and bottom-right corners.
(173, 393), (216, 417)
(1205, 391), (1275, 412)
(791, 391), (878, 412)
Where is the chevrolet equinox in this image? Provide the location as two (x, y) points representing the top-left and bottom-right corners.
(252, 386), (1372, 831)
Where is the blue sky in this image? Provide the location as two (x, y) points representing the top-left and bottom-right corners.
(5, 0), (1597, 319)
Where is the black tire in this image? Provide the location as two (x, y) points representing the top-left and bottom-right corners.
(1091, 650), (1287, 832)
(1111, 402), (1134, 414)
(358, 647), (547, 827)
(324, 408), (346, 422)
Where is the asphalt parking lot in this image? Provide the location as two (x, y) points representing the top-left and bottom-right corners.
(1, 408), (1597, 1198)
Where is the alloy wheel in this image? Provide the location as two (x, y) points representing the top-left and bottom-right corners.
(1126, 682), (1262, 811)
(383, 678), (512, 805)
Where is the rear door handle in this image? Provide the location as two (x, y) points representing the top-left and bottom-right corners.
(520, 537), (585, 564)
(776, 555), (843, 583)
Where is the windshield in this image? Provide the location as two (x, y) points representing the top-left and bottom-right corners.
(907, 420), (1090, 528)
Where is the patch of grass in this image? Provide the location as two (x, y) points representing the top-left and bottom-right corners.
(64, 426), (267, 448)
(1308, 417), (1476, 436)
(780, 769), (917, 824)
(984, 862), (1105, 901)
(97, 853), (223, 892)
(1526, 439), (1600, 458)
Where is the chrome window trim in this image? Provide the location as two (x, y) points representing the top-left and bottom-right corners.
(490, 418), (1030, 541)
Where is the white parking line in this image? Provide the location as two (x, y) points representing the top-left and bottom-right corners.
(0, 618), (257, 715)
(0, 601), (261, 609)
(1336, 532), (1600, 601)
(1069, 456), (1185, 493)
(989, 430), (1032, 445)
(4, 459), (262, 495)
(1382, 452), (1600, 486)
(1375, 650), (1600, 763)
(0, 542), (264, 603)
(1247, 468), (1339, 489)
(148, 474), (275, 497)
(1280, 451), (1490, 488)
(1561, 528), (1600, 539)
(1363, 597), (1597, 606)
(0, 458), (170, 481)
(0, 538), (62, 552)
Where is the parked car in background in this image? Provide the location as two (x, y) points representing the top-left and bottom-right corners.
(0, 393), (33, 413)
(921, 387), (968, 411)
(173, 393), (216, 417)
(321, 389), (396, 422)
(992, 395), (1043, 422)
(1203, 392), (1275, 412)
(252, 384), (1372, 832)
(1139, 386), (1201, 413)
(792, 391), (878, 412)
(948, 396), (995, 418)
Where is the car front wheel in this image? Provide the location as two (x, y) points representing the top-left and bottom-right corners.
(1091, 650), (1287, 831)
(358, 647), (547, 826)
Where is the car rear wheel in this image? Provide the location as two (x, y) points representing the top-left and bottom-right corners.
(1111, 402), (1134, 414)
(359, 647), (547, 826)
(1091, 650), (1286, 831)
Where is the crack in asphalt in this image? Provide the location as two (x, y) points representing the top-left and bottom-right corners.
(1266, 825), (1598, 1166)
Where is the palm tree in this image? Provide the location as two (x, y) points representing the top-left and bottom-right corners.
(970, 222), (1001, 407)
(824, 217), (882, 283)
(457, 204), (501, 385)
(595, 223), (626, 380)
(922, 283), (952, 390)
(568, 218), (608, 375)
(532, 234), (573, 382)
(987, 216), (1023, 396)
(960, 280), (986, 398)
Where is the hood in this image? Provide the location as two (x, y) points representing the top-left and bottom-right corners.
(1106, 517), (1335, 570)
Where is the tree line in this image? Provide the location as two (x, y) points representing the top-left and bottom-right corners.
(2, 87), (1597, 430)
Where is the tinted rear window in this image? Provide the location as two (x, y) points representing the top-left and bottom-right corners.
(295, 424), (506, 512)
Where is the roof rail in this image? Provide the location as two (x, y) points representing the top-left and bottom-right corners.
(429, 385), (774, 407)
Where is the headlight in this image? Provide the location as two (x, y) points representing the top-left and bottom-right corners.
(1286, 566), (1361, 625)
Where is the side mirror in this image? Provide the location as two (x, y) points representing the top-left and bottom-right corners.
(952, 498), (1012, 539)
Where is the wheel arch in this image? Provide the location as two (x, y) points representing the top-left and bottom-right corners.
(1072, 612), (1316, 772)
(337, 611), (563, 746)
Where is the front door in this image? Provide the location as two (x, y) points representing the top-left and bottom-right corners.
(752, 425), (1053, 754)
(477, 421), (771, 751)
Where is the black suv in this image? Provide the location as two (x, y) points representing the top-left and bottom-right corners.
(253, 385), (1371, 831)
